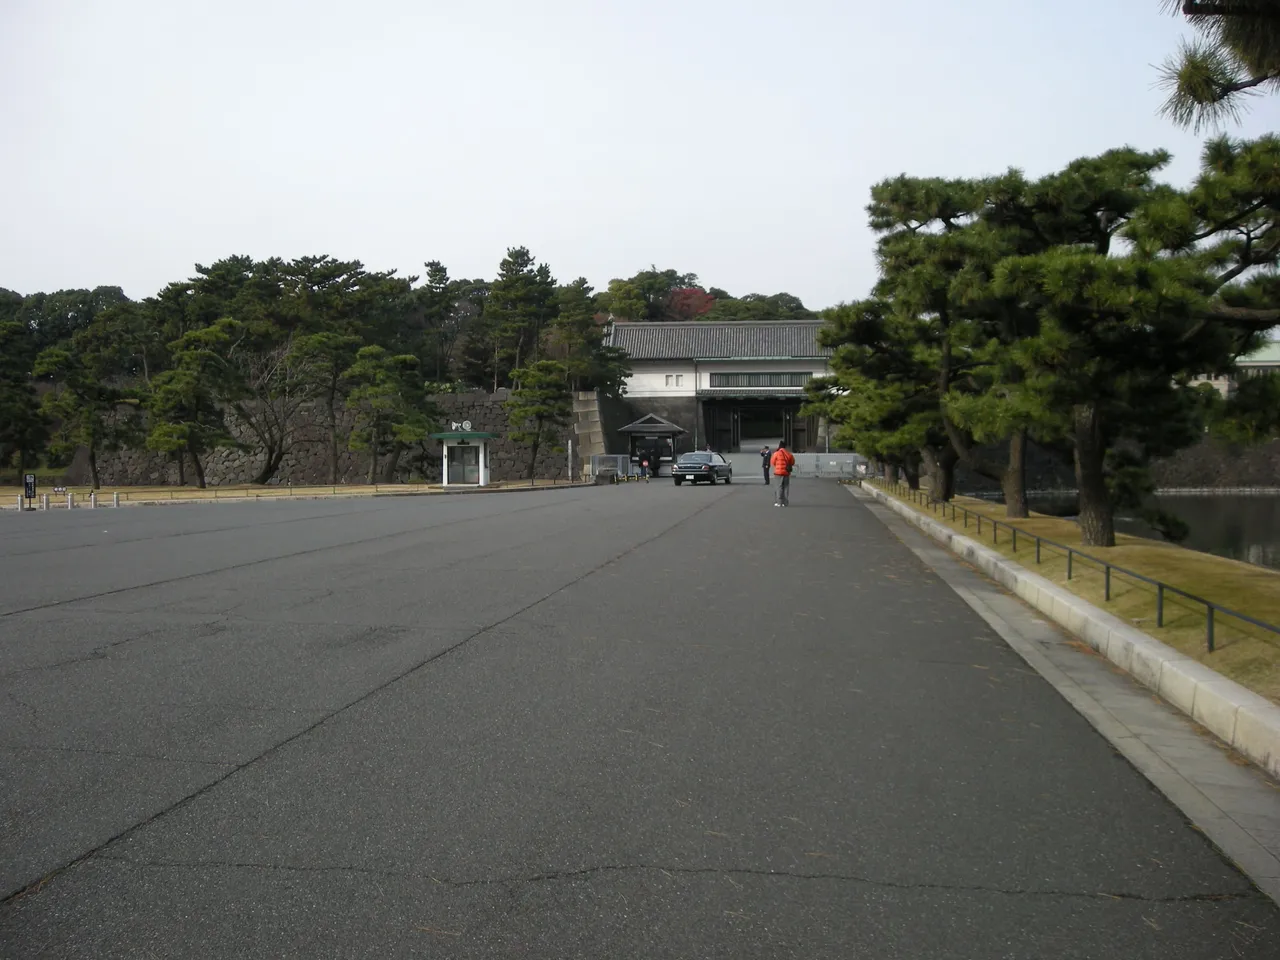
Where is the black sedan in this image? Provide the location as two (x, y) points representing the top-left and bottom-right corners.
(673, 452), (732, 485)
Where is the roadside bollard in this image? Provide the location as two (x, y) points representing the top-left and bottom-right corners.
(89, 492), (96, 509)
(42, 494), (49, 510)
(67, 492), (74, 510)
(15, 495), (22, 511)
(113, 492), (120, 507)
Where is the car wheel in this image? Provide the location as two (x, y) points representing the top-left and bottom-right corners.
(725, 473), (732, 484)
(674, 478), (683, 486)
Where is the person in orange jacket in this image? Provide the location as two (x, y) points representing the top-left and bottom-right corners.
(770, 441), (795, 507)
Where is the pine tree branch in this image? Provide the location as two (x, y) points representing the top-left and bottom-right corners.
(940, 414), (1006, 483)
(1210, 233), (1280, 289)
(1216, 70), (1280, 96)
(1207, 303), (1280, 324)
(1188, 198), (1269, 241)
(1178, 2), (1280, 17)
(1181, 302), (1280, 342)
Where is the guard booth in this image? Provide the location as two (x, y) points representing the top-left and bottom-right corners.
(430, 423), (498, 487)
(619, 414), (686, 477)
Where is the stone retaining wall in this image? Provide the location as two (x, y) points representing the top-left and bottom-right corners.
(67, 391), (580, 487)
(955, 436), (1280, 497)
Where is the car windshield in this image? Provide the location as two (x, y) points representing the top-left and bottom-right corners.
(677, 453), (712, 463)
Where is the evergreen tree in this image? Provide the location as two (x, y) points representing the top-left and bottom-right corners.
(342, 346), (438, 484)
(145, 330), (235, 488)
(505, 360), (572, 484)
(34, 318), (144, 489)
(292, 331), (363, 483)
(482, 247), (557, 390)
(1158, 0), (1280, 131)
(549, 278), (631, 397)
(805, 299), (945, 492)
(0, 321), (48, 474)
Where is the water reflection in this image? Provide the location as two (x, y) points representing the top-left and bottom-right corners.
(971, 492), (1280, 570)
(1135, 495), (1280, 572)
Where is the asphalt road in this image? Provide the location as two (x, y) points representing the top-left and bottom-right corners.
(0, 480), (1276, 958)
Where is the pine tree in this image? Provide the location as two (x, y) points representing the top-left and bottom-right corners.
(342, 346), (438, 484)
(1158, 0), (1280, 131)
(549, 279), (631, 397)
(805, 299), (946, 492)
(482, 248), (557, 390)
(0, 321), (48, 474)
(990, 139), (1280, 546)
(145, 331), (235, 488)
(505, 360), (572, 484)
(34, 318), (144, 489)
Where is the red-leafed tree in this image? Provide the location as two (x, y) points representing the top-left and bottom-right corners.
(666, 287), (716, 321)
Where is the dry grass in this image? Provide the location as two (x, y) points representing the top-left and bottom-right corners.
(0, 478), (585, 505)
(869, 479), (1280, 705)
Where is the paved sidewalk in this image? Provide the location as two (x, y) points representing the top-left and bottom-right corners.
(851, 484), (1280, 905)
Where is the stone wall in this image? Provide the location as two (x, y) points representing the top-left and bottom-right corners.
(953, 435), (1280, 496)
(426, 391), (577, 484)
(68, 391), (580, 487)
(954, 438), (1077, 495)
(1150, 437), (1280, 489)
(83, 409), (371, 487)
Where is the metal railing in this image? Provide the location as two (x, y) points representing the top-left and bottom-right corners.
(863, 477), (1280, 654)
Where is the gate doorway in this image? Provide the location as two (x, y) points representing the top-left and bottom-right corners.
(702, 399), (816, 453)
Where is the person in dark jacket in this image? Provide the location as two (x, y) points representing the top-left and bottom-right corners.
(760, 446), (771, 485)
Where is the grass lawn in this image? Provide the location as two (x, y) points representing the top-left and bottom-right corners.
(868, 479), (1280, 705)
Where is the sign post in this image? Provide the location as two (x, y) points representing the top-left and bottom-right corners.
(23, 473), (36, 510)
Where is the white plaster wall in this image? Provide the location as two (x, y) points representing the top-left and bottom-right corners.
(625, 362), (697, 397)
(624, 359), (831, 397)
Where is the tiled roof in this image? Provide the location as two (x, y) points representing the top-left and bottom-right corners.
(604, 321), (831, 360)
(619, 413), (686, 434)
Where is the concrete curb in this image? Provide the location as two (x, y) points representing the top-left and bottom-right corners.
(857, 482), (1280, 782)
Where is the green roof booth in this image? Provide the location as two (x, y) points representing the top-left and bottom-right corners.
(430, 421), (498, 486)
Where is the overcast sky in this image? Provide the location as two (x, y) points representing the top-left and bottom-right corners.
(3, 0), (1279, 310)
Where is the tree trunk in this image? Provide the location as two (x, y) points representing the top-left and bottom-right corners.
(903, 460), (920, 490)
(177, 451), (186, 486)
(921, 445), (957, 501)
(885, 462), (899, 484)
(1002, 428), (1029, 519)
(381, 444), (403, 484)
(326, 387), (339, 485)
(252, 445), (284, 486)
(88, 446), (100, 490)
(528, 423), (542, 485)
(367, 416), (380, 485)
(1072, 404), (1114, 547)
(189, 446), (206, 489)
